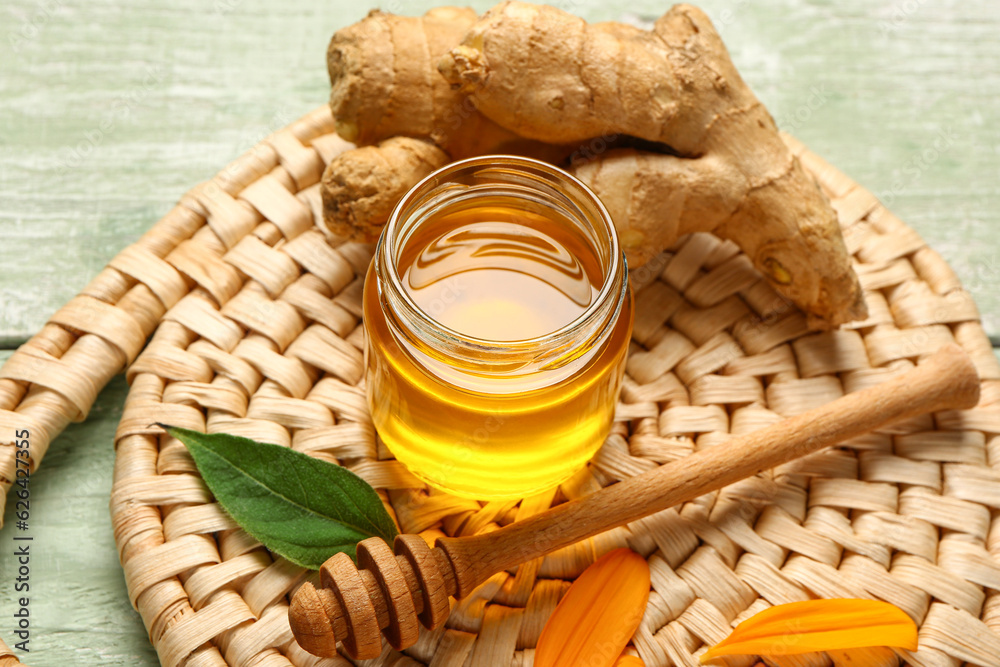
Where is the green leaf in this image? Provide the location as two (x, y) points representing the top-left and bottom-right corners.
(162, 425), (398, 569)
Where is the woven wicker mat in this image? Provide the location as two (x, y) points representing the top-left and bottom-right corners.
(5, 105), (1000, 667)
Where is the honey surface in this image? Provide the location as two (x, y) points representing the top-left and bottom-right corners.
(399, 207), (601, 341)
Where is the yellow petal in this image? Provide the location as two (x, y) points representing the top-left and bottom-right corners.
(613, 656), (645, 667)
(700, 599), (917, 663)
(535, 548), (650, 667)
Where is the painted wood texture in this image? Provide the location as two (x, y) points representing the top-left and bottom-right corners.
(0, 0), (998, 664)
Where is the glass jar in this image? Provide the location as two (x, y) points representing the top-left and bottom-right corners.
(363, 156), (633, 500)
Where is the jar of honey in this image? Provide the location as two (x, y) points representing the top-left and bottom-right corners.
(363, 156), (633, 500)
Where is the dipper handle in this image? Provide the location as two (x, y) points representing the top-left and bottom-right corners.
(290, 343), (980, 659)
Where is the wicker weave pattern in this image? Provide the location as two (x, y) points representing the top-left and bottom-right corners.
(4, 106), (1000, 666)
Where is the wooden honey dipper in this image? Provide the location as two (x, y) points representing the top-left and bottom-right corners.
(289, 343), (981, 660)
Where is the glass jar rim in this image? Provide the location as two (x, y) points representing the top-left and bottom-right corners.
(376, 154), (627, 368)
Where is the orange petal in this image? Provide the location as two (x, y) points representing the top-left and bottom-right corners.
(827, 646), (899, 666)
(700, 599), (917, 663)
(535, 548), (650, 667)
(613, 656), (645, 667)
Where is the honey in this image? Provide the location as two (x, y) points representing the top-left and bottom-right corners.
(400, 213), (600, 341)
(364, 157), (632, 499)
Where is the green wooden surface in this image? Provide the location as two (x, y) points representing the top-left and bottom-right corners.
(1, 0), (998, 664)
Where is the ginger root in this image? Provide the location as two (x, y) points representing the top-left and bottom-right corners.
(320, 2), (867, 327)
(320, 136), (449, 242)
(327, 6), (476, 150)
(321, 7), (573, 244)
(440, 2), (865, 325)
(327, 6), (571, 160)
